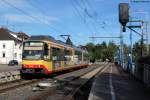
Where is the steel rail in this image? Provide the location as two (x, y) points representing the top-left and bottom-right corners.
(0, 79), (41, 93)
(0, 64), (95, 94)
(26, 63), (108, 100)
(63, 63), (110, 100)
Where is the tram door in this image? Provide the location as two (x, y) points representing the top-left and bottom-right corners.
(51, 47), (62, 70)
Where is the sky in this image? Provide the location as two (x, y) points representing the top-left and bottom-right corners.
(0, 0), (150, 46)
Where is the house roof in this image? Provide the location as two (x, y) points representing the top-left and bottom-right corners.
(12, 32), (29, 39)
(0, 28), (21, 42)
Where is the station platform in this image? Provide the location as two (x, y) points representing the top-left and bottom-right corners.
(88, 63), (150, 100)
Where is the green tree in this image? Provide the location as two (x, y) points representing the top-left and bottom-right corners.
(84, 43), (95, 62)
(84, 41), (118, 62)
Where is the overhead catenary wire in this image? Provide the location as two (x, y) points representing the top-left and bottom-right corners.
(78, 0), (104, 26)
(70, 0), (94, 34)
(79, 0), (112, 36)
(70, 0), (85, 22)
(70, 0), (96, 43)
(81, 0), (97, 18)
(82, 0), (97, 16)
(27, 0), (85, 43)
(71, 0), (99, 34)
(75, 0), (104, 38)
(27, 0), (73, 34)
(2, 0), (62, 33)
(73, 0), (104, 34)
(80, 0), (109, 33)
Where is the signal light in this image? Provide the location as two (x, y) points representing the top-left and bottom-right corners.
(119, 3), (129, 32)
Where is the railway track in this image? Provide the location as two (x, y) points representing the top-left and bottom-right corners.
(0, 63), (106, 100)
(0, 64), (100, 94)
(0, 79), (42, 93)
(63, 64), (109, 100)
(26, 63), (109, 100)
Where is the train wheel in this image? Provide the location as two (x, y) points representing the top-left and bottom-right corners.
(20, 73), (26, 79)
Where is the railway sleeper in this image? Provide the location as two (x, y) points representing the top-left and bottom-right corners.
(0, 73), (20, 83)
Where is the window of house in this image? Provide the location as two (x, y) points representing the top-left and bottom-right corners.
(2, 43), (6, 49)
(15, 43), (17, 49)
(3, 52), (5, 58)
(14, 53), (17, 59)
(20, 54), (22, 59)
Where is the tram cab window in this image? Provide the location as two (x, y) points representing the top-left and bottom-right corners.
(44, 43), (48, 55)
(43, 43), (50, 60)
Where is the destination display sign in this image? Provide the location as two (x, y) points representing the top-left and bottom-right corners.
(24, 42), (44, 46)
(24, 46), (43, 50)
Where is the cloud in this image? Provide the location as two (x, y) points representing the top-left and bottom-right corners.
(1, 13), (59, 24)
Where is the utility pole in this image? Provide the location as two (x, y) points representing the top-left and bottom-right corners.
(130, 0), (149, 56)
(141, 21), (144, 56)
(145, 21), (149, 55)
(129, 24), (133, 72)
(128, 20), (148, 56)
(141, 21), (149, 55)
(120, 25), (124, 68)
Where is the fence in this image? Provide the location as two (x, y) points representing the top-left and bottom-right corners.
(121, 61), (150, 87)
(143, 64), (150, 86)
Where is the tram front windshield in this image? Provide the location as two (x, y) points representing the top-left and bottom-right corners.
(22, 41), (44, 60)
(23, 50), (44, 60)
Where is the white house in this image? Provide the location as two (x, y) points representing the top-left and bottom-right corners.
(0, 28), (29, 64)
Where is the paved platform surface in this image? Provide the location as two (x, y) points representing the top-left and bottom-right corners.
(0, 65), (20, 72)
(88, 63), (150, 100)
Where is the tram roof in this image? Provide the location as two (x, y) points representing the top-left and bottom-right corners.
(28, 35), (83, 52)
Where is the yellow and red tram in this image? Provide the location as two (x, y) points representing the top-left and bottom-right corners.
(21, 36), (89, 76)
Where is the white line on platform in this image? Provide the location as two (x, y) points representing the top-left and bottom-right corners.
(109, 65), (116, 100)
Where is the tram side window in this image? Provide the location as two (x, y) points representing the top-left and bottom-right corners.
(64, 50), (72, 61)
(83, 53), (89, 61)
(52, 48), (64, 61)
(75, 51), (82, 61)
